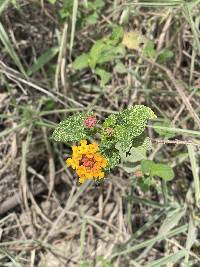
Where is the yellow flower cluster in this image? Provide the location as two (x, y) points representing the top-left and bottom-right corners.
(66, 140), (107, 183)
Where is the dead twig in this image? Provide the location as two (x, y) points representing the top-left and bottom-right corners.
(151, 138), (200, 147)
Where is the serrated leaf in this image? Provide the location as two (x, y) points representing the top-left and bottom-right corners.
(101, 147), (120, 170)
(102, 105), (156, 152)
(73, 53), (89, 70)
(116, 105), (156, 151)
(52, 114), (88, 143)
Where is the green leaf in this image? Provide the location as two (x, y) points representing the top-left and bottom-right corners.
(52, 113), (89, 143)
(157, 48), (174, 63)
(88, 39), (124, 69)
(95, 68), (111, 86)
(94, 0), (105, 9)
(28, 46), (59, 76)
(63, 0), (74, 9)
(102, 105), (156, 151)
(153, 163), (175, 181)
(117, 136), (151, 163)
(114, 61), (127, 74)
(127, 138), (152, 162)
(48, 0), (57, 4)
(143, 40), (156, 58)
(141, 160), (175, 181)
(94, 0), (105, 8)
(110, 26), (124, 45)
(97, 44), (125, 64)
(100, 147), (120, 170)
(87, 0), (105, 9)
(122, 162), (139, 173)
(116, 105), (156, 151)
(138, 176), (152, 192)
(89, 40), (107, 69)
(85, 12), (99, 25)
(141, 160), (155, 174)
(73, 53), (89, 70)
(80, 261), (92, 267)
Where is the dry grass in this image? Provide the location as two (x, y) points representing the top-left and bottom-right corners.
(0, 0), (200, 266)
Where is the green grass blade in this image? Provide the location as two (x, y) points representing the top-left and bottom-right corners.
(69, 0), (78, 55)
(137, 208), (185, 261)
(143, 250), (186, 267)
(0, 0), (10, 14)
(126, 0), (184, 6)
(28, 46), (59, 76)
(0, 248), (21, 267)
(0, 22), (27, 77)
(110, 225), (187, 259)
(122, 209), (169, 248)
(150, 124), (200, 137)
(80, 219), (87, 259)
(184, 216), (197, 265)
(187, 144), (200, 205)
(188, 0), (200, 8)
(183, 4), (200, 55)
(0, 122), (27, 139)
(158, 208), (185, 236)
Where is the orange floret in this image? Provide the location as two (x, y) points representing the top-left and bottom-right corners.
(66, 140), (107, 183)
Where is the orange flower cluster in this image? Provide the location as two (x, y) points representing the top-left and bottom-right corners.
(66, 140), (107, 183)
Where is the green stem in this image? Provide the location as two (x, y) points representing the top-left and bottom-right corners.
(161, 179), (168, 205)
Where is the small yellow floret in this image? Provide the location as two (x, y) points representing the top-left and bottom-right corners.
(66, 140), (107, 183)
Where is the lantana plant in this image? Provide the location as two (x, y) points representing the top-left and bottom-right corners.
(52, 105), (156, 184)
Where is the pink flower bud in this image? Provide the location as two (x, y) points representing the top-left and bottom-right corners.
(84, 116), (97, 128)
